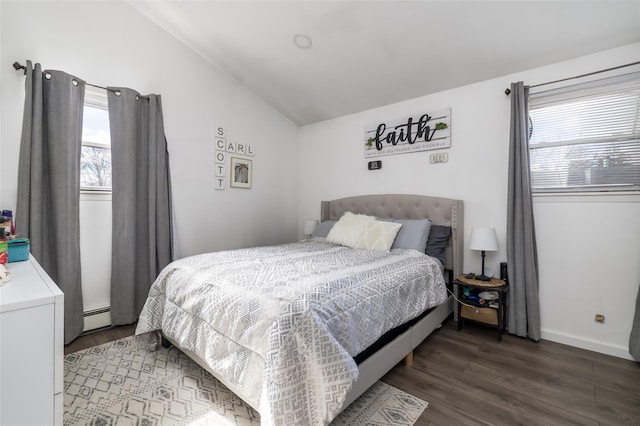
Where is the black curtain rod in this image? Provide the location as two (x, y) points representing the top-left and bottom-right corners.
(13, 61), (111, 92)
(504, 60), (640, 95)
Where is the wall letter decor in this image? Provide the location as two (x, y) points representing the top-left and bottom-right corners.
(214, 126), (255, 190)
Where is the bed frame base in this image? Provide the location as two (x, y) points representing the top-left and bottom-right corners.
(338, 295), (453, 411)
(159, 296), (452, 415)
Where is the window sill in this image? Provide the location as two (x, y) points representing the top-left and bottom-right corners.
(80, 190), (112, 201)
(533, 191), (640, 203)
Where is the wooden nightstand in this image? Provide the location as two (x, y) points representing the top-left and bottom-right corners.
(454, 275), (508, 341)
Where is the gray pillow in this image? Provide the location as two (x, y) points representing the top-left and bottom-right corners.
(425, 225), (451, 265)
(391, 219), (432, 252)
(312, 220), (337, 238)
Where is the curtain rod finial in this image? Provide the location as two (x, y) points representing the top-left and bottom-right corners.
(504, 88), (511, 95)
(12, 61), (26, 74)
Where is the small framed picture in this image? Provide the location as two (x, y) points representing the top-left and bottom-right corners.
(230, 157), (252, 189)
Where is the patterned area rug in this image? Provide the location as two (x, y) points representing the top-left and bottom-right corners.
(64, 335), (427, 425)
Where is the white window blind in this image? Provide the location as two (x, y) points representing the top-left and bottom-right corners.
(528, 72), (640, 193)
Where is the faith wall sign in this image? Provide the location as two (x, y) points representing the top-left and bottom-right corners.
(364, 108), (451, 158)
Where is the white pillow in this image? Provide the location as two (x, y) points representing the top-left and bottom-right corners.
(355, 220), (402, 251)
(326, 212), (376, 247)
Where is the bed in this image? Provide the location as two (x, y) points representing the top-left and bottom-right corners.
(136, 194), (463, 425)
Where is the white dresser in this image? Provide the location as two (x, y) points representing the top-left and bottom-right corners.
(0, 256), (63, 425)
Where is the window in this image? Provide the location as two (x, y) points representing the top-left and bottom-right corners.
(528, 72), (640, 193)
(81, 88), (111, 191)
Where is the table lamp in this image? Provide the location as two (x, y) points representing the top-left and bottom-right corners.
(304, 219), (319, 236)
(469, 227), (498, 281)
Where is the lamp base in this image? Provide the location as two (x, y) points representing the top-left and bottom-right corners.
(477, 250), (492, 282)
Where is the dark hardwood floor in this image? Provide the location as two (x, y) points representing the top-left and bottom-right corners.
(384, 322), (640, 426)
(64, 323), (136, 355)
(65, 320), (640, 425)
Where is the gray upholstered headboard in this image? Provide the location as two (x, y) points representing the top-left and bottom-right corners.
(320, 194), (463, 278)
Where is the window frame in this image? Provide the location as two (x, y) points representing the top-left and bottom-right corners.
(81, 88), (112, 193)
(528, 71), (640, 195)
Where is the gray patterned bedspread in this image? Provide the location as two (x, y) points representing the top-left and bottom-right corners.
(136, 239), (447, 425)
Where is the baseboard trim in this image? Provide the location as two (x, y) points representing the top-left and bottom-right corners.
(83, 308), (111, 332)
(541, 329), (633, 361)
(83, 306), (110, 317)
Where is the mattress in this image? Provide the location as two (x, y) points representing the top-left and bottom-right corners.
(136, 239), (447, 425)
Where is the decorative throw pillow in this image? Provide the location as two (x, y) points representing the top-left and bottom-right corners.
(425, 225), (451, 265)
(326, 212), (376, 247)
(312, 220), (337, 238)
(391, 219), (432, 252)
(355, 220), (403, 251)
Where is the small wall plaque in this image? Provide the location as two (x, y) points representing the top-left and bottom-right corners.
(368, 160), (382, 170)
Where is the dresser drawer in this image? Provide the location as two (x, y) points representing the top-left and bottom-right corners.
(461, 305), (498, 325)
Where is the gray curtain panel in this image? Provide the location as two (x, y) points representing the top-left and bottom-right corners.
(630, 283), (640, 360)
(506, 81), (541, 341)
(16, 61), (85, 344)
(107, 88), (173, 325)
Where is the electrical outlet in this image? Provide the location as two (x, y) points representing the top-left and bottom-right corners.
(430, 153), (449, 164)
(595, 314), (605, 323)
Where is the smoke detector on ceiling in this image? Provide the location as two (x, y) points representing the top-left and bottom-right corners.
(293, 34), (312, 49)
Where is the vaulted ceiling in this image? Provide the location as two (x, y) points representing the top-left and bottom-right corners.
(131, 1), (640, 126)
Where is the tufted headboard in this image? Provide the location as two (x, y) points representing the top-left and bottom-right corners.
(320, 194), (463, 278)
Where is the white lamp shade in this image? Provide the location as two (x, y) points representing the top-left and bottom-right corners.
(469, 227), (498, 251)
(304, 219), (319, 235)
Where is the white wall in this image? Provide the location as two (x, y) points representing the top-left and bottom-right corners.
(78, 194), (112, 312)
(79, 192), (112, 330)
(535, 194), (640, 359)
(297, 43), (640, 359)
(0, 1), (299, 259)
